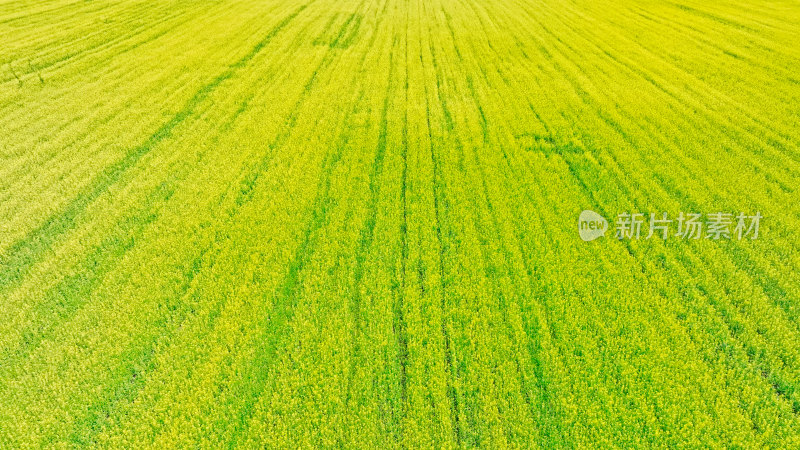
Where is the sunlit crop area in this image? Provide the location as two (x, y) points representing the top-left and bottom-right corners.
(1, 0), (799, 446)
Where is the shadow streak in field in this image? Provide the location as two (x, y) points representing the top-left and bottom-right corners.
(0, 3), (311, 294)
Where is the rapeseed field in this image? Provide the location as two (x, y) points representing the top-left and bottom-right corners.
(1, 0), (799, 447)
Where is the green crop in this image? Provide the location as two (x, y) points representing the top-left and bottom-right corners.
(1, 0), (798, 447)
